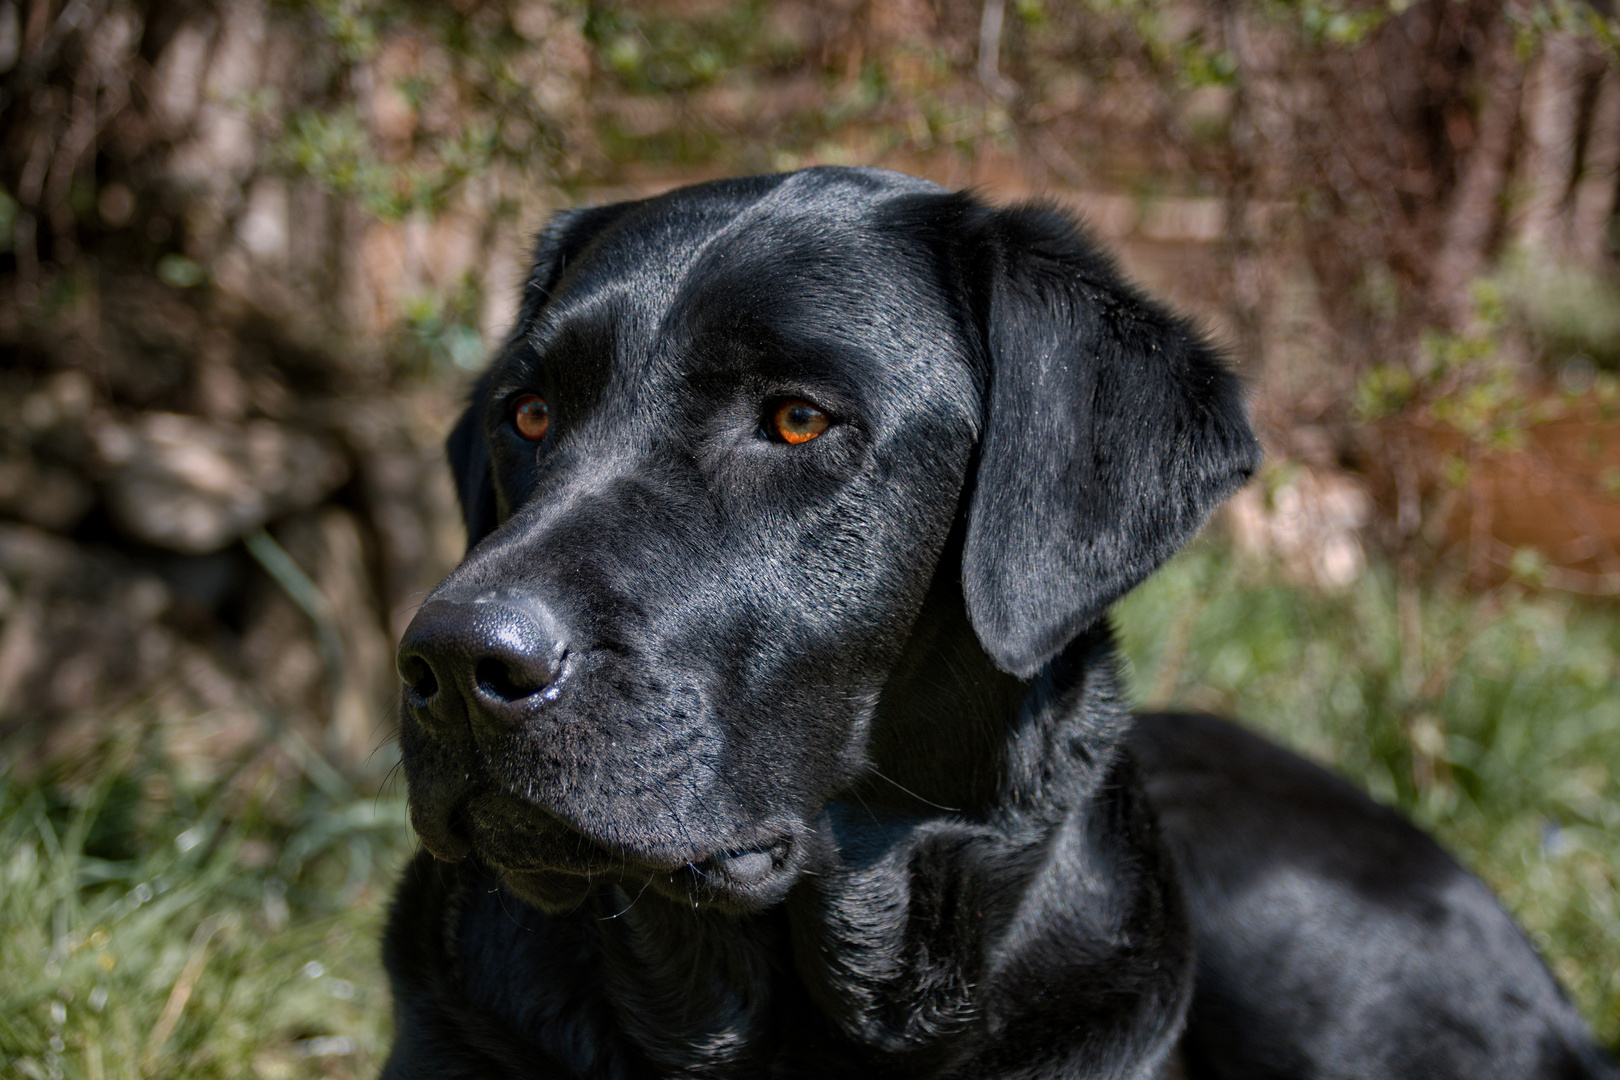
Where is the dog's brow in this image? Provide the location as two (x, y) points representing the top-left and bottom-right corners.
(522, 282), (633, 359)
(497, 286), (642, 408)
(678, 320), (883, 403)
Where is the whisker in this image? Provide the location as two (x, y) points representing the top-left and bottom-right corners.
(867, 767), (962, 813)
(598, 875), (654, 920)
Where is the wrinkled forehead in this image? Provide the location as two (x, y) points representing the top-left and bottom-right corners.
(512, 173), (966, 400)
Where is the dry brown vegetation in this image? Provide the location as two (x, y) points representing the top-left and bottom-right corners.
(0, 0), (1616, 745)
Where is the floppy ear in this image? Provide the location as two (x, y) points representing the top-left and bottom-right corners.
(961, 203), (1261, 678)
(445, 203), (635, 550)
(444, 368), (500, 547)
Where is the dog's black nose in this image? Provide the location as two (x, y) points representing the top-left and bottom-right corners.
(397, 598), (568, 736)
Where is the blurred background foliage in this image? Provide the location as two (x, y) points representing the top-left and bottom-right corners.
(1, 0), (1618, 1075)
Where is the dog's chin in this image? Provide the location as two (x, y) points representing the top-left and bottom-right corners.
(496, 866), (596, 913)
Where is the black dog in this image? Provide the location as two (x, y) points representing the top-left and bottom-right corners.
(383, 167), (1615, 1079)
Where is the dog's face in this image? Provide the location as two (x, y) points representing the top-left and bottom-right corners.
(396, 168), (1258, 915)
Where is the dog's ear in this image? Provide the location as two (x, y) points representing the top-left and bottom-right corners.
(445, 368), (500, 548)
(446, 203), (635, 550)
(960, 203), (1260, 678)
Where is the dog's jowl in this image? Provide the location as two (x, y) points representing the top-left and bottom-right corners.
(383, 168), (1616, 1080)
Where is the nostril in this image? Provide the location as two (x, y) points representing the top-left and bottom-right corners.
(399, 653), (439, 704)
(475, 656), (547, 703)
(398, 598), (569, 726)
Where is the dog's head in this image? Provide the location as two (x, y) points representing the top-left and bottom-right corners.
(395, 167), (1258, 913)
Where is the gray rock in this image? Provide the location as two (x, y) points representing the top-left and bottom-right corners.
(0, 523), (177, 725)
(95, 413), (349, 554)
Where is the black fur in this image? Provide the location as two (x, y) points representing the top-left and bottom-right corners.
(383, 167), (1615, 1080)
(1131, 712), (1618, 1080)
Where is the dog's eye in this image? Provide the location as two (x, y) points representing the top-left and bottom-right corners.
(512, 395), (550, 441)
(769, 400), (830, 445)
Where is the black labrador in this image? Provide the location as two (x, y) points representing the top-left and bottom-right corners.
(383, 167), (1616, 1079)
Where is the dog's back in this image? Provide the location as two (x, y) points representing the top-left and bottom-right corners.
(1134, 711), (1618, 1080)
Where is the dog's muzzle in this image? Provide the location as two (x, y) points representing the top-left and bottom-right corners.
(394, 594), (811, 912)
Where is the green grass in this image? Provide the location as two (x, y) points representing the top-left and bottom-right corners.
(0, 724), (411, 1079)
(1117, 544), (1620, 1047)
(2, 545), (1617, 1076)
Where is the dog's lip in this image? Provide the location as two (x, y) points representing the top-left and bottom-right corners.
(696, 838), (793, 884)
(486, 834), (793, 880)
(418, 787), (806, 907)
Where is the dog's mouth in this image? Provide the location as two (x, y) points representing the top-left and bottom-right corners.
(415, 788), (804, 913)
(495, 835), (801, 915)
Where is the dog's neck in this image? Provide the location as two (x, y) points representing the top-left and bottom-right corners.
(781, 601), (1152, 1058)
(589, 895), (800, 1076)
(861, 564), (1132, 819)
(555, 611), (1162, 1076)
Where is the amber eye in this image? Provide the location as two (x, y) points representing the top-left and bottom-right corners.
(512, 394), (550, 441)
(770, 400), (830, 444)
